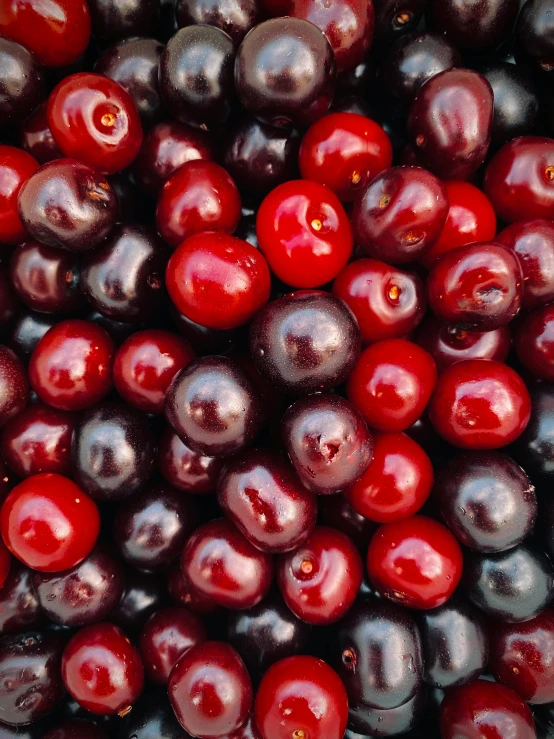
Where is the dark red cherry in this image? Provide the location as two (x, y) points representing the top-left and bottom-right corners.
(373, 0), (426, 45)
(218, 448), (317, 553)
(169, 641), (252, 738)
(429, 359), (531, 449)
(319, 493), (379, 550)
(408, 69), (494, 180)
(116, 689), (187, 739)
(87, 0), (160, 45)
(255, 656), (348, 739)
(20, 103), (62, 165)
(62, 623), (144, 716)
(427, 0), (519, 50)
(516, 0), (554, 72)
(348, 688), (428, 736)
(166, 563), (222, 616)
(0, 561), (46, 634)
(8, 313), (69, 364)
(158, 426), (224, 495)
(111, 570), (168, 635)
(0, 145), (39, 247)
(515, 303), (554, 381)
(43, 719), (108, 739)
(352, 166), (448, 264)
(139, 606), (206, 685)
(511, 383), (554, 489)
(0, 38), (45, 126)
(0, 346), (28, 428)
(175, 0), (259, 44)
(181, 518), (273, 610)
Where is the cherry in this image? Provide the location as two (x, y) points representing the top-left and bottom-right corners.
(299, 113), (392, 202)
(439, 680), (536, 739)
(29, 319), (114, 411)
(352, 166), (449, 264)
(17, 159), (118, 253)
(497, 219), (554, 309)
(20, 103), (62, 165)
(171, 305), (241, 355)
(156, 160), (241, 249)
(0, 146), (39, 247)
(9, 313), (58, 363)
(117, 690), (186, 739)
(235, 18), (336, 128)
(277, 526), (363, 625)
(485, 136), (554, 223)
(166, 563), (222, 616)
(0, 38), (45, 127)
(347, 338), (437, 432)
(319, 493), (379, 550)
(255, 656), (348, 739)
(1, 403), (75, 478)
(169, 641), (252, 738)
(482, 62), (539, 148)
(0, 0), (91, 67)
(111, 570), (167, 635)
(43, 719), (108, 739)
(408, 69), (494, 180)
(516, 304), (554, 381)
(62, 623), (144, 716)
(87, 0), (160, 45)
(256, 180), (353, 287)
(176, 0), (260, 43)
(349, 688), (428, 736)
(0, 560), (45, 634)
(427, 0), (519, 50)
(512, 383), (554, 489)
(47, 73), (143, 175)
(367, 515), (463, 609)
(428, 359), (531, 449)
(158, 426), (224, 495)
(516, 0), (554, 72)
(373, 0), (426, 45)
(0, 346), (28, 428)
(0, 473), (100, 573)
(421, 180), (497, 268)
(31, 543), (124, 627)
(139, 606), (206, 685)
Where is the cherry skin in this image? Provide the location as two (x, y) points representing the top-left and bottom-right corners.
(0, 538), (11, 589)
(156, 160), (241, 249)
(485, 136), (554, 223)
(0, 473), (100, 573)
(333, 258), (426, 344)
(368, 515), (463, 609)
(319, 493), (379, 550)
(169, 641), (252, 738)
(428, 359), (531, 449)
(1, 403), (75, 478)
(256, 180), (353, 288)
(181, 519), (273, 609)
(175, 0), (260, 44)
(255, 656), (348, 739)
(277, 526), (363, 625)
(299, 112), (392, 202)
(0, 560), (46, 634)
(20, 103), (62, 165)
(0, 146), (39, 246)
(427, 0), (519, 50)
(439, 680), (536, 739)
(29, 320), (114, 412)
(347, 431), (433, 524)
(427, 241), (524, 331)
(47, 73), (143, 175)
(114, 330), (195, 415)
(0, 0), (91, 67)
(515, 303), (554, 381)
(482, 61), (539, 149)
(139, 606), (207, 685)
(352, 166), (449, 264)
(166, 232), (271, 330)
(166, 563), (222, 617)
(347, 338), (437, 432)
(158, 426), (224, 495)
(0, 346), (28, 428)
(421, 180), (497, 268)
(516, 0), (554, 72)
(0, 38), (45, 127)
(62, 623), (144, 716)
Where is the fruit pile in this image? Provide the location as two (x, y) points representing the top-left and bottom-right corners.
(3, 0), (554, 737)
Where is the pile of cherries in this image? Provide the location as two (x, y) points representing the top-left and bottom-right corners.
(5, 0), (554, 737)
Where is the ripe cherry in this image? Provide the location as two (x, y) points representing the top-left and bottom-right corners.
(175, 0), (259, 44)
(0, 145), (39, 246)
(20, 103), (62, 165)
(515, 303), (554, 381)
(166, 563), (222, 617)
(0, 346), (28, 428)
(0, 560), (45, 634)
(427, 0), (519, 51)
(158, 426), (224, 495)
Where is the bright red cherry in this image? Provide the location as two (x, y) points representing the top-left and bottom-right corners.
(158, 426), (224, 495)
(428, 359), (531, 449)
(367, 515), (463, 609)
(347, 338), (437, 432)
(0, 0), (91, 67)
(515, 303), (554, 381)
(62, 622), (144, 715)
(277, 526), (363, 625)
(332, 258), (426, 344)
(29, 320), (115, 411)
(114, 329), (195, 414)
(0, 346), (28, 428)
(156, 160), (241, 249)
(0, 145), (39, 246)
(347, 432), (433, 523)
(0, 538), (11, 589)
(421, 180), (497, 268)
(255, 656), (348, 739)
(0, 473), (100, 572)
(166, 232), (271, 330)
(299, 113), (392, 202)
(256, 180), (353, 288)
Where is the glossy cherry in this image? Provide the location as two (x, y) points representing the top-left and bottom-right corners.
(427, 0), (519, 50)
(158, 426), (223, 495)
(20, 103), (62, 165)
(429, 359), (531, 449)
(515, 304), (554, 381)
(348, 688), (428, 735)
(117, 690), (187, 739)
(512, 383), (554, 489)
(62, 623), (144, 716)
(166, 563), (222, 616)
(0, 38), (45, 126)
(111, 570), (167, 635)
(319, 494), (379, 551)
(0, 473), (100, 572)
(482, 62), (539, 148)
(0, 346), (28, 428)
(176, 0), (259, 43)
(516, 0), (554, 71)
(0, 560), (45, 634)
(0, 146), (39, 247)
(255, 656), (348, 739)
(87, 0), (160, 45)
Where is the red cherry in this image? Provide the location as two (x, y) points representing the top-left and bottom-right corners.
(0, 473), (100, 573)
(114, 329), (195, 414)
(0, 145), (39, 246)
(299, 113), (392, 201)
(0, 0), (91, 67)
(421, 180), (497, 268)
(367, 515), (463, 609)
(346, 432), (433, 523)
(158, 426), (224, 495)
(166, 232), (271, 330)
(47, 73), (143, 174)
(256, 180), (353, 287)
(62, 622), (144, 715)
(156, 160), (241, 249)
(255, 656), (348, 739)
(29, 319), (114, 411)
(166, 563), (222, 616)
(347, 338), (437, 432)
(0, 346), (28, 428)
(0, 538), (11, 589)
(515, 303), (554, 381)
